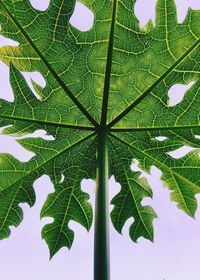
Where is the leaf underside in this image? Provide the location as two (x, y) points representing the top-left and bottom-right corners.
(0, 0), (199, 257)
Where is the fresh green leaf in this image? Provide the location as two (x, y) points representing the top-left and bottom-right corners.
(0, 0), (199, 259)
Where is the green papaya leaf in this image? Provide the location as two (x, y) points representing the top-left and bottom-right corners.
(0, 0), (199, 268)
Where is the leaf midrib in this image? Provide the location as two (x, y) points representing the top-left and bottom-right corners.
(100, 0), (118, 125)
(111, 125), (200, 132)
(0, 114), (95, 131)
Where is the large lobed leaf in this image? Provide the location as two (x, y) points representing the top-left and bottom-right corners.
(0, 0), (199, 256)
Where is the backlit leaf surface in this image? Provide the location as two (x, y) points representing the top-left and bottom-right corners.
(0, 0), (199, 256)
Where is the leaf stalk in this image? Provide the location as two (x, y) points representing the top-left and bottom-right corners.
(94, 128), (110, 280)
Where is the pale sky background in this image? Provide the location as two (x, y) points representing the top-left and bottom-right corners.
(0, 1), (200, 280)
